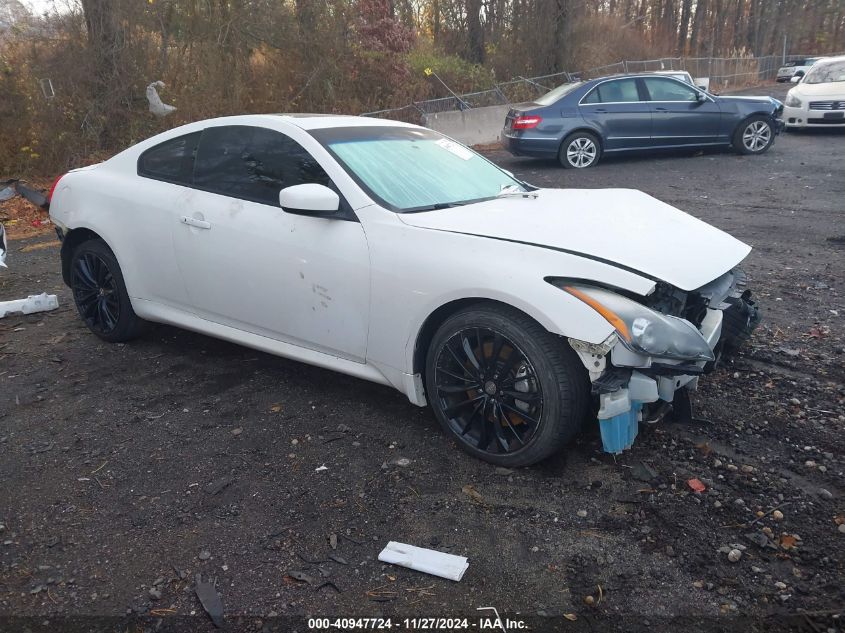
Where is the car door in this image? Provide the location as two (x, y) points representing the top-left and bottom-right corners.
(170, 124), (370, 362)
(578, 78), (652, 150)
(129, 131), (201, 309)
(642, 77), (724, 147)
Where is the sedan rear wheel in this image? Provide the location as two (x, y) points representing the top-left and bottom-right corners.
(425, 304), (589, 467)
(70, 239), (147, 342)
(560, 132), (601, 169)
(734, 116), (774, 155)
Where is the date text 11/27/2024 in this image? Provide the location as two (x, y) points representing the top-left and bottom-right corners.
(307, 613), (528, 630)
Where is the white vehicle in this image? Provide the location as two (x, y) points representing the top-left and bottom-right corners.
(650, 70), (710, 92)
(47, 115), (760, 466)
(776, 57), (825, 82)
(783, 56), (845, 129)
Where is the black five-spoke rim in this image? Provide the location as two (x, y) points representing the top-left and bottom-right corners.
(434, 327), (544, 455)
(71, 252), (120, 334)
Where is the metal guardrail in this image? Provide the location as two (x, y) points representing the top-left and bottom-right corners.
(361, 53), (844, 122)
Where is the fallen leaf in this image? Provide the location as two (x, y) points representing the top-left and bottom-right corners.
(19, 240), (60, 252)
(270, 403), (282, 413)
(461, 484), (484, 503)
(780, 534), (798, 550)
(687, 478), (706, 493)
(195, 574), (225, 628)
(563, 613), (578, 621)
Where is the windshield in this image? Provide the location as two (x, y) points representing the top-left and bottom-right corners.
(311, 127), (527, 212)
(535, 81), (583, 106)
(804, 60), (845, 84)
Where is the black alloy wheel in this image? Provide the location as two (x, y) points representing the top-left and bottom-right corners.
(433, 326), (545, 455)
(425, 304), (589, 466)
(72, 250), (120, 335)
(69, 239), (147, 342)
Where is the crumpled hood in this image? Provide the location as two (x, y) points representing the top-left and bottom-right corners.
(398, 188), (751, 292)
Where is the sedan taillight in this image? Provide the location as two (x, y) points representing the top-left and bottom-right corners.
(512, 115), (543, 130)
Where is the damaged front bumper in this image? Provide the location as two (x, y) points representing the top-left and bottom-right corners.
(568, 270), (761, 454)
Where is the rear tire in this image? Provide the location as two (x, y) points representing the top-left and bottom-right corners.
(559, 131), (602, 169)
(733, 116), (774, 155)
(425, 304), (589, 467)
(70, 239), (147, 343)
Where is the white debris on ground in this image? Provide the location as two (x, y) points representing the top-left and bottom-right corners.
(146, 81), (177, 117)
(0, 293), (59, 318)
(0, 223), (7, 267)
(378, 541), (469, 581)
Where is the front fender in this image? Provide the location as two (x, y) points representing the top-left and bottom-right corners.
(357, 207), (655, 380)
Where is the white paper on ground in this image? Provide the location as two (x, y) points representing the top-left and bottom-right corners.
(378, 541), (468, 582)
(0, 293), (59, 318)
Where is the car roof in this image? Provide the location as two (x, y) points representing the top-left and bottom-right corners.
(180, 113), (422, 132)
(812, 55), (845, 65)
(591, 72), (691, 82)
(272, 114), (420, 131)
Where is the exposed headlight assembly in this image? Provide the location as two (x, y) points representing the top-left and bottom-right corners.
(560, 284), (715, 362)
(784, 92), (802, 108)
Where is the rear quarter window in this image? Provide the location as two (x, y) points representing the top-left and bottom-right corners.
(137, 132), (201, 185)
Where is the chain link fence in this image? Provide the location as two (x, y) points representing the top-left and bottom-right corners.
(362, 53), (839, 123)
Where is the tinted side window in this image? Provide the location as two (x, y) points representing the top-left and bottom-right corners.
(138, 132), (201, 185)
(584, 79), (640, 103)
(582, 87), (601, 104)
(193, 125), (330, 206)
(644, 77), (698, 102)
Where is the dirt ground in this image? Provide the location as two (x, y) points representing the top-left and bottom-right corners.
(1, 83), (843, 633)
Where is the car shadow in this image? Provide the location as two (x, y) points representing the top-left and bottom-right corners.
(785, 127), (845, 137)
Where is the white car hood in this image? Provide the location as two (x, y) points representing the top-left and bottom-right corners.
(792, 82), (845, 98)
(398, 188), (751, 292)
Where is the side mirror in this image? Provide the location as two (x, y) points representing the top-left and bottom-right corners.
(696, 91), (707, 103)
(790, 76), (801, 83)
(279, 183), (340, 217)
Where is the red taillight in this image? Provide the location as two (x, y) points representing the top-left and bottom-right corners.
(47, 174), (64, 203)
(512, 115), (542, 130)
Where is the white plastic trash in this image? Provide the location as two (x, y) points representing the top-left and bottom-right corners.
(378, 541), (469, 582)
(0, 223), (6, 268)
(0, 293), (59, 318)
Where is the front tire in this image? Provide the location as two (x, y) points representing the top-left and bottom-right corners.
(425, 304), (589, 467)
(70, 239), (147, 342)
(559, 131), (601, 169)
(733, 116), (774, 155)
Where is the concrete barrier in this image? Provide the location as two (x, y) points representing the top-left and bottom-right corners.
(422, 104), (510, 146)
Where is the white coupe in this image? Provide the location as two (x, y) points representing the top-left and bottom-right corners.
(783, 55), (845, 129)
(47, 114), (760, 466)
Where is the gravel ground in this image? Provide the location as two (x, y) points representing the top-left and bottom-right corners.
(1, 84), (843, 633)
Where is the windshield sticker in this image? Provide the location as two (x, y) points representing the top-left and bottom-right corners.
(435, 138), (474, 161)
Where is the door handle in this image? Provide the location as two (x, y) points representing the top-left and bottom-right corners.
(594, 108), (608, 113)
(655, 107), (668, 112)
(180, 216), (211, 230)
